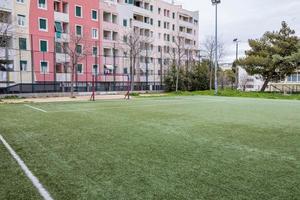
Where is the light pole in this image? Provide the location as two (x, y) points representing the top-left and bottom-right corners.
(233, 38), (239, 89)
(212, 0), (220, 95)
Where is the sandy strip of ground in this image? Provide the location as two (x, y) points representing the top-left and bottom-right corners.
(0, 95), (127, 104)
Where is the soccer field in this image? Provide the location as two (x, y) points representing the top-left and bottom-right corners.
(0, 96), (300, 200)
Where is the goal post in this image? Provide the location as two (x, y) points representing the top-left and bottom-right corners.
(90, 73), (131, 101)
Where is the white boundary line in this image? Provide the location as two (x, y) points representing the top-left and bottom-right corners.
(0, 135), (54, 200)
(24, 105), (47, 113)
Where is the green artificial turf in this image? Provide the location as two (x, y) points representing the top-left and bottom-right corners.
(0, 96), (300, 199)
(154, 89), (300, 100)
(0, 144), (41, 200)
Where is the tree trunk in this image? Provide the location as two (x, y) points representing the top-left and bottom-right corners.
(70, 65), (75, 97)
(235, 68), (239, 89)
(209, 65), (213, 90)
(130, 56), (135, 91)
(175, 65), (179, 92)
(260, 77), (270, 92)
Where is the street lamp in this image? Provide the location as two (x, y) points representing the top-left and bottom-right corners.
(212, 0), (220, 95)
(233, 38), (239, 89)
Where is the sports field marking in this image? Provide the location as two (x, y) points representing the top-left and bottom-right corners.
(0, 135), (54, 200)
(24, 105), (47, 113)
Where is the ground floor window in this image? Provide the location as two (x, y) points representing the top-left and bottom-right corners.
(40, 61), (48, 73)
(92, 64), (98, 75)
(287, 73), (299, 82)
(77, 64), (83, 74)
(20, 60), (27, 71)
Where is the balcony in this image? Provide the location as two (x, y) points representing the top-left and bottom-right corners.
(54, 12), (69, 23)
(56, 53), (70, 63)
(133, 20), (152, 30)
(56, 73), (71, 82)
(0, 0), (12, 11)
(132, 5), (152, 16)
(55, 33), (70, 42)
(0, 47), (14, 60)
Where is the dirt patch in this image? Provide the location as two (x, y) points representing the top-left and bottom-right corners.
(0, 95), (127, 104)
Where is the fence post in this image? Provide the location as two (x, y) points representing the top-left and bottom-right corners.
(30, 34), (35, 93)
(113, 43), (116, 91)
(160, 50), (163, 90)
(53, 37), (57, 92)
(19, 49), (23, 93)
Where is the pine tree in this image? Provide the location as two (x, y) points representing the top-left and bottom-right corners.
(238, 21), (300, 92)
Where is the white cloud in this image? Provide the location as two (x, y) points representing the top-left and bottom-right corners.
(174, 0), (300, 63)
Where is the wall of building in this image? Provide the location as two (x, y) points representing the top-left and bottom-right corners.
(1, 0), (199, 92)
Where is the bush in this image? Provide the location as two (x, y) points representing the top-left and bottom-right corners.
(130, 92), (140, 97)
(1, 95), (24, 100)
(164, 62), (210, 92)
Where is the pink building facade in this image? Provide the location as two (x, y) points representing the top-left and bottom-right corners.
(0, 0), (199, 93)
(29, 0), (100, 86)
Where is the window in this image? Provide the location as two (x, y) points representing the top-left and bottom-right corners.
(92, 28), (98, 39)
(17, 15), (25, 26)
(40, 61), (48, 73)
(75, 6), (82, 17)
(123, 68), (128, 74)
(20, 60), (27, 71)
(123, 19), (127, 27)
(19, 38), (27, 50)
(17, 0), (25, 4)
(38, 0), (47, 9)
(92, 47), (98, 56)
(77, 64), (83, 74)
(40, 40), (48, 52)
(123, 35), (127, 42)
(76, 44), (82, 54)
(39, 18), (48, 31)
(92, 64), (98, 75)
(125, 0), (133, 4)
(55, 22), (62, 33)
(75, 25), (82, 36)
(91, 10), (98, 20)
(55, 42), (62, 53)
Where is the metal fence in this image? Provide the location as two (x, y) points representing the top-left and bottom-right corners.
(0, 70), (165, 94)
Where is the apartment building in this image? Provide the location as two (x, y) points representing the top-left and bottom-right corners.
(0, 0), (31, 88)
(238, 67), (264, 91)
(0, 0), (199, 93)
(100, 0), (199, 90)
(268, 69), (300, 93)
(30, 0), (100, 91)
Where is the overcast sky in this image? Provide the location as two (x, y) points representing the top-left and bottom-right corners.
(170, 0), (300, 63)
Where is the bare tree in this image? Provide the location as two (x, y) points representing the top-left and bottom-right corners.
(122, 28), (153, 91)
(0, 12), (13, 86)
(239, 73), (249, 91)
(202, 36), (225, 90)
(62, 32), (91, 97)
(168, 32), (192, 92)
(0, 12), (12, 48)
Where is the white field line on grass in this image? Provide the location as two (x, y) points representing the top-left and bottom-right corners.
(0, 135), (54, 200)
(24, 105), (47, 113)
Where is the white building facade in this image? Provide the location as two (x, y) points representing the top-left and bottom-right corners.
(100, 0), (199, 90)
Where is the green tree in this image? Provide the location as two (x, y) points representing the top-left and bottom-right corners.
(164, 65), (185, 92)
(225, 69), (236, 89)
(188, 62), (210, 91)
(238, 21), (300, 92)
(164, 62), (210, 92)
